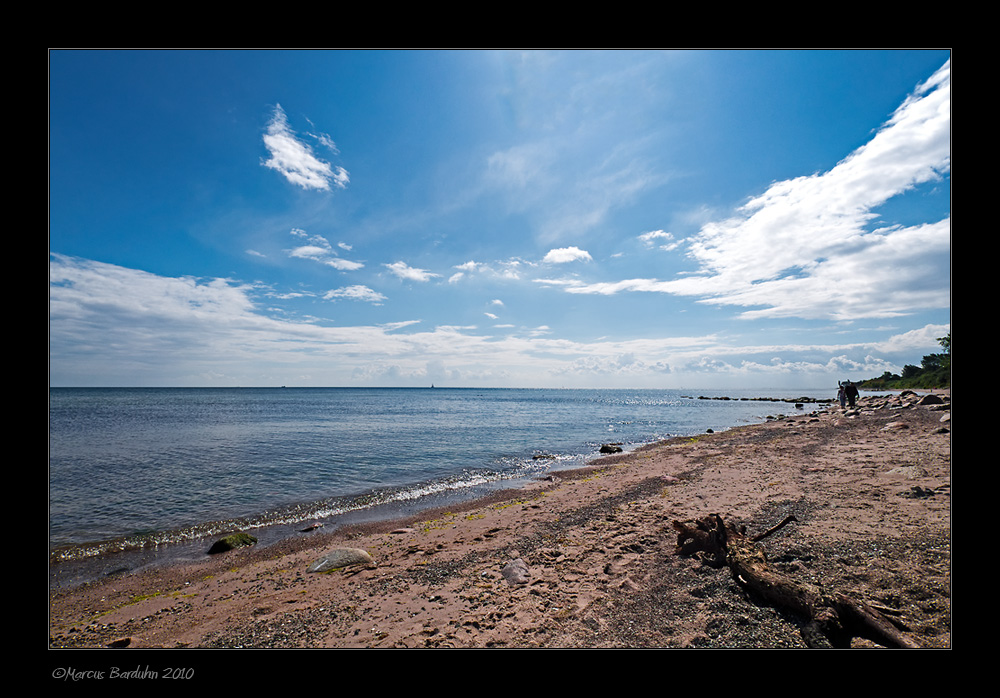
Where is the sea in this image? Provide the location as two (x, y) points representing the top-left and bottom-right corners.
(48, 386), (834, 587)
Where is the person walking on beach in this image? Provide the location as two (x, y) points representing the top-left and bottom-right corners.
(838, 382), (847, 409)
(845, 381), (859, 408)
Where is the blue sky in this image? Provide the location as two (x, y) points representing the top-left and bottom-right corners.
(49, 50), (950, 388)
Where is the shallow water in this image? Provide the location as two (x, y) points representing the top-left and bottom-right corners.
(49, 386), (833, 579)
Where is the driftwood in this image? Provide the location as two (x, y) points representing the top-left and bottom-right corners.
(671, 514), (921, 648)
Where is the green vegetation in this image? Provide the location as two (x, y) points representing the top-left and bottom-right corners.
(858, 333), (950, 390)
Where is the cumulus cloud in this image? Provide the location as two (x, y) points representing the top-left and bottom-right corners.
(543, 246), (593, 264)
(262, 104), (349, 191)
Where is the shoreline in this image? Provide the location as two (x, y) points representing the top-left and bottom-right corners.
(48, 387), (864, 562)
(48, 392), (828, 583)
(49, 390), (950, 650)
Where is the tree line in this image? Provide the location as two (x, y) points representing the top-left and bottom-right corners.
(857, 333), (950, 390)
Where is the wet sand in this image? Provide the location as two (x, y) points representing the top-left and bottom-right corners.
(49, 391), (950, 652)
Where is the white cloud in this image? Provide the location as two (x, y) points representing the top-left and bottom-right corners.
(549, 60), (951, 322)
(49, 254), (949, 388)
(638, 230), (680, 251)
(385, 261), (440, 282)
(286, 229), (363, 271)
(454, 261), (485, 272)
(448, 259), (529, 283)
(324, 285), (387, 304)
(380, 320), (422, 331)
(543, 246), (593, 264)
(872, 323), (950, 354)
(262, 104), (349, 191)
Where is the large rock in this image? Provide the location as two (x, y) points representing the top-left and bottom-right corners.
(307, 548), (374, 573)
(501, 558), (531, 585)
(207, 532), (258, 554)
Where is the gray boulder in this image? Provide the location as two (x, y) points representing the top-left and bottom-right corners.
(307, 548), (374, 573)
(501, 558), (531, 585)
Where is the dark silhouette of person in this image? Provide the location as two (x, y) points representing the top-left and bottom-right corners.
(845, 381), (859, 408)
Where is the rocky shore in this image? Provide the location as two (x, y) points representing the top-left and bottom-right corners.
(49, 390), (950, 650)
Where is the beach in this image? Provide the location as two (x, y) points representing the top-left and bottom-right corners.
(49, 391), (950, 650)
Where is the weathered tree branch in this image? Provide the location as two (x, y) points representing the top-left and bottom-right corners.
(671, 514), (920, 648)
(751, 514), (798, 542)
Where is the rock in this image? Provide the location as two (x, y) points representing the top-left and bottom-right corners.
(207, 532), (258, 554)
(918, 394), (945, 405)
(307, 548), (374, 573)
(501, 558), (531, 585)
(887, 465), (925, 478)
(299, 522), (324, 532)
(600, 444), (623, 454)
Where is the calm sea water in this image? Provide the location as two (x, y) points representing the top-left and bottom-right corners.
(49, 387), (832, 580)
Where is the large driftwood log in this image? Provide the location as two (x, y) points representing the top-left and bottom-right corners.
(671, 514), (920, 648)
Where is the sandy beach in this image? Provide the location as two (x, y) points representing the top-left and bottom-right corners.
(49, 391), (950, 650)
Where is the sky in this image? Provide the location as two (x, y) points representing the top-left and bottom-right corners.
(49, 49), (951, 389)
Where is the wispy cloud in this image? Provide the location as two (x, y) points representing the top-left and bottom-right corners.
(487, 142), (658, 243)
(324, 285), (387, 304)
(638, 230), (680, 251)
(384, 261), (440, 282)
(448, 260), (526, 284)
(262, 104), (349, 191)
(552, 60), (952, 322)
(49, 254), (948, 387)
(287, 229), (363, 271)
